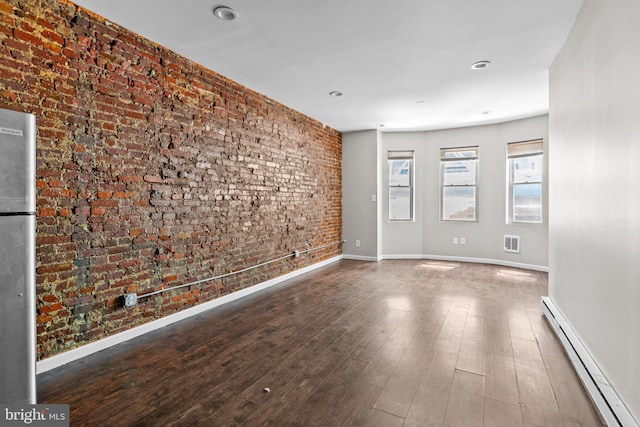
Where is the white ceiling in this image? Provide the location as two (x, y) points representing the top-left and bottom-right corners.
(71, 0), (583, 133)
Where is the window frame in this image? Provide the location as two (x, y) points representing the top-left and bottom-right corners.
(388, 151), (414, 222)
(507, 139), (543, 224)
(440, 146), (479, 222)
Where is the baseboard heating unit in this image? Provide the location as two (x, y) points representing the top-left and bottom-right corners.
(541, 297), (638, 427)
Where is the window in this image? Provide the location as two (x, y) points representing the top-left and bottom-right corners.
(441, 146), (478, 221)
(388, 151), (414, 221)
(507, 139), (543, 223)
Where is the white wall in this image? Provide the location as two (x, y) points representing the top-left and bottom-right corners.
(549, 0), (640, 420)
(381, 116), (549, 269)
(342, 130), (381, 260)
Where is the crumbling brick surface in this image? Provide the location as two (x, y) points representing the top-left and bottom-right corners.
(0, 0), (342, 360)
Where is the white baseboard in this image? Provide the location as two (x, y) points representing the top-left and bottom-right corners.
(379, 253), (425, 260)
(541, 297), (638, 427)
(341, 254), (381, 262)
(37, 255), (343, 374)
(380, 253), (548, 272)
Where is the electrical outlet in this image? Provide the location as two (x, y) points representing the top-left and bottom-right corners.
(453, 237), (459, 244)
(355, 240), (361, 247)
(460, 237), (466, 245)
(124, 293), (138, 307)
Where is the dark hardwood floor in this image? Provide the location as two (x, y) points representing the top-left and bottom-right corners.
(38, 259), (603, 426)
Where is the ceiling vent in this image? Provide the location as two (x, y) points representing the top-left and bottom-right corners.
(504, 235), (520, 253)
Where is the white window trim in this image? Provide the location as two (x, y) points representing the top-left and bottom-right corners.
(440, 146), (479, 222)
(388, 151), (414, 222)
(507, 139), (543, 224)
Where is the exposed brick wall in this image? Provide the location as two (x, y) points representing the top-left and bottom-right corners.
(0, 0), (342, 360)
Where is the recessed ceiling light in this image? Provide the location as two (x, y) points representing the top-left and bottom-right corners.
(213, 6), (239, 21)
(482, 111), (491, 115)
(471, 60), (491, 70)
(416, 100), (425, 104)
(329, 91), (343, 97)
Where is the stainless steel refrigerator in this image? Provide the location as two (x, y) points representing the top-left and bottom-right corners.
(0, 108), (36, 404)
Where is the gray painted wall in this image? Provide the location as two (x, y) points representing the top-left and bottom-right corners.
(381, 116), (549, 269)
(343, 116), (549, 269)
(342, 130), (381, 260)
(549, 0), (640, 420)
(381, 132), (426, 256)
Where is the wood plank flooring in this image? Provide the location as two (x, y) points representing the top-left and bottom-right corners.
(37, 259), (604, 426)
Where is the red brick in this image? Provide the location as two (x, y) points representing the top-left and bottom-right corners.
(37, 263), (72, 274)
(13, 28), (42, 46)
(41, 294), (59, 303)
(38, 302), (62, 314)
(91, 199), (118, 208)
(143, 175), (162, 183)
(39, 188), (59, 197)
(163, 275), (178, 284)
(119, 175), (143, 183)
(75, 207), (91, 216)
(38, 207), (56, 217)
(41, 29), (64, 46)
(129, 228), (144, 237)
(2, 0), (342, 362)
(36, 314), (52, 324)
(0, 2), (13, 14)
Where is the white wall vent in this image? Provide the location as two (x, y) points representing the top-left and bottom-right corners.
(504, 235), (520, 253)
